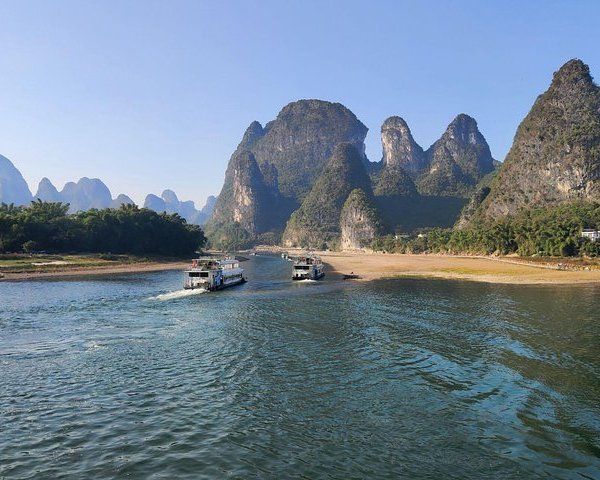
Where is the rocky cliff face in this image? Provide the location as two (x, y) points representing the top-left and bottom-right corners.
(340, 189), (382, 250)
(417, 114), (494, 196)
(208, 102), (500, 247)
(282, 143), (372, 248)
(238, 121), (265, 151)
(207, 150), (282, 236)
(471, 59), (600, 223)
(0, 154), (32, 205)
(381, 116), (427, 175)
(207, 99), (369, 245)
(247, 99), (369, 200)
(373, 117), (420, 195)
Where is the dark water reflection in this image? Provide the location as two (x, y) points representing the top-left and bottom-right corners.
(1, 255), (599, 479)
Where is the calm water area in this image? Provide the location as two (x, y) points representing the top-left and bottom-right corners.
(1, 255), (599, 479)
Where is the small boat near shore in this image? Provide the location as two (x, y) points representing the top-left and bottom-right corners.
(292, 255), (325, 280)
(184, 258), (246, 291)
(343, 273), (361, 280)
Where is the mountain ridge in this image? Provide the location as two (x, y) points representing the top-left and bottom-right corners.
(462, 58), (600, 226)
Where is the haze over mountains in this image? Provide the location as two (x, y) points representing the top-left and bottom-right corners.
(0, 158), (215, 225)
(0, 154), (33, 205)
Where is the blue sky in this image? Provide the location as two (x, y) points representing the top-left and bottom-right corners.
(0, 0), (599, 207)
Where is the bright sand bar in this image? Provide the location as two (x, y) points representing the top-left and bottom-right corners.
(319, 251), (600, 285)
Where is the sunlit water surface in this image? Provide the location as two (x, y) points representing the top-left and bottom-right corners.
(1, 255), (599, 479)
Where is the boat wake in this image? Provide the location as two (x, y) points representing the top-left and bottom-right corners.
(149, 289), (207, 301)
(297, 279), (319, 284)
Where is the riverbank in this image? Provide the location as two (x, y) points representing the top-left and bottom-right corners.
(0, 254), (188, 281)
(4, 250), (600, 285)
(319, 251), (600, 284)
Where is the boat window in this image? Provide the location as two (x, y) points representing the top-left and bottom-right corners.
(200, 272), (209, 277)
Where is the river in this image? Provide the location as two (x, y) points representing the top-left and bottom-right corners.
(1, 255), (599, 479)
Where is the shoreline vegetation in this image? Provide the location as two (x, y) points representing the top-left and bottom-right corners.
(0, 201), (207, 281)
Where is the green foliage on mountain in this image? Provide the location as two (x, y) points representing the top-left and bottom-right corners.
(203, 220), (254, 251)
(282, 143), (372, 248)
(206, 97), (504, 249)
(416, 114), (495, 197)
(207, 100), (368, 248)
(415, 162), (473, 197)
(372, 165), (417, 196)
(372, 201), (600, 257)
(454, 169), (498, 229)
(0, 201), (205, 255)
(249, 100), (369, 200)
(472, 59), (600, 223)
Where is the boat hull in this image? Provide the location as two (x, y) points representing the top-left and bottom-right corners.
(184, 277), (246, 291)
(292, 270), (325, 281)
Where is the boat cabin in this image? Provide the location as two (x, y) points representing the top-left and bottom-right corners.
(184, 258), (244, 291)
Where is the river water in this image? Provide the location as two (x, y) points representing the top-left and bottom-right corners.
(1, 255), (599, 479)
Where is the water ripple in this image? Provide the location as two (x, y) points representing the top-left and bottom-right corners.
(1, 259), (599, 479)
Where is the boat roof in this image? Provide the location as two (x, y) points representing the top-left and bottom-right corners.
(187, 257), (240, 270)
(293, 254), (322, 264)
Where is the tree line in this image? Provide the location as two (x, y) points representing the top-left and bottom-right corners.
(371, 201), (600, 257)
(0, 201), (206, 256)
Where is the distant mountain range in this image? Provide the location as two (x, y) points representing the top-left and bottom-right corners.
(144, 190), (216, 225)
(0, 154), (33, 205)
(0, 158), (215, 225)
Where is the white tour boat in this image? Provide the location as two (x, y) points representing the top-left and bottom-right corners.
(184, 258), (246, 291)
(292, 255), (325, 280)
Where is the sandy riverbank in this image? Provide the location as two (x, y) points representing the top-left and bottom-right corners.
(3, 250), (600, 285)
(0, 261), (188, 281)
(318, 251), (600, 285)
